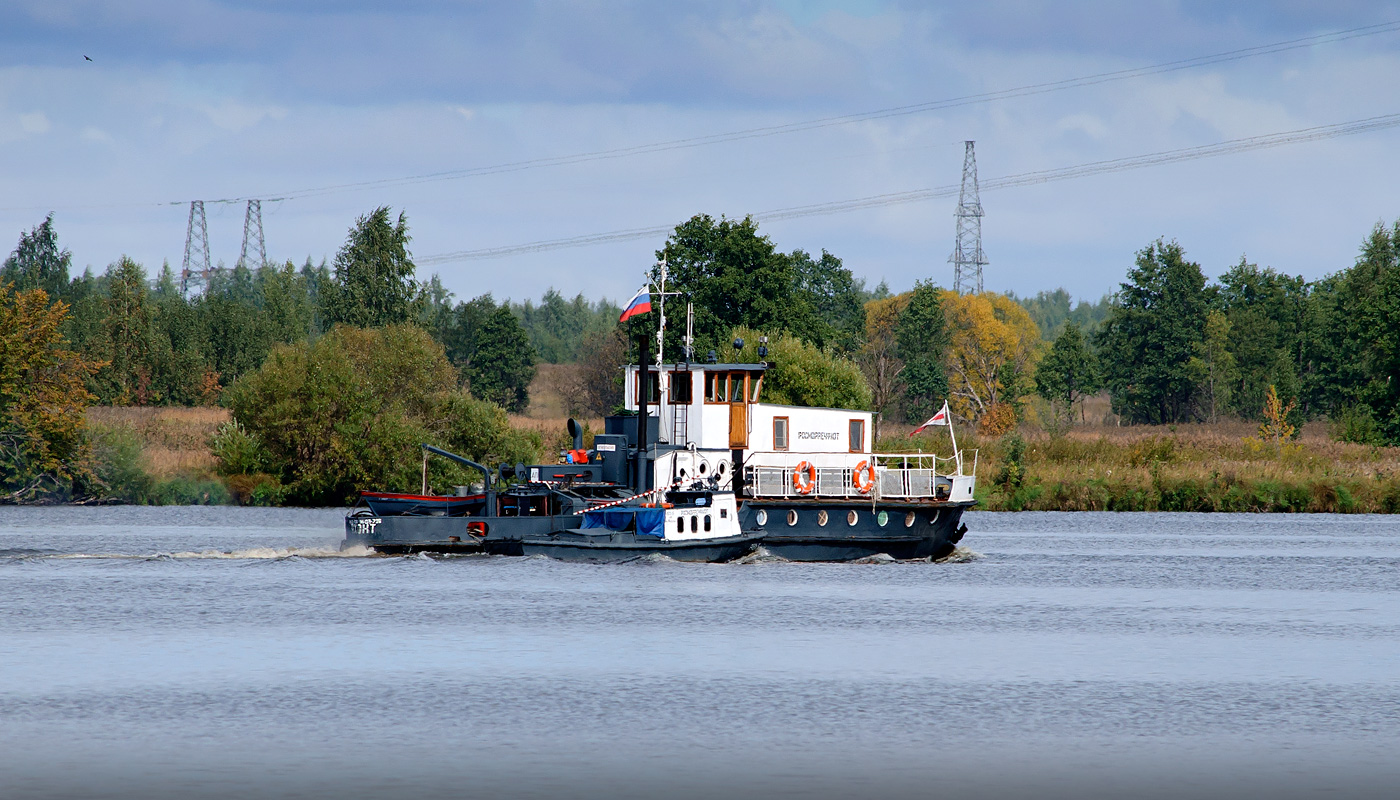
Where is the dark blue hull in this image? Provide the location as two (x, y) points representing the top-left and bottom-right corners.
(517, 530), (764, 563)
(745, 500), (970, 561)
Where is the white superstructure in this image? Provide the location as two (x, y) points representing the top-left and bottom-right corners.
(623, 362), (975, 503)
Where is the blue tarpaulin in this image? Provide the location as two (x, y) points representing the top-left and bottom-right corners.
(582, 507), (666, 538)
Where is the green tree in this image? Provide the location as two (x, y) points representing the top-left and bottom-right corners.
(648, 215), (798, 356)
(2, 214), (72, 299)
(466, 304), (537, 412)
(788, 249), (866, 353)
(1216, 258), (1307, 419)
(895, 280), (949, 423)
(731, 327), (871, 410)
(321, 207), (422, 328)
(1186, 310), (1237, 423)
(1097, 240), (1209, 424)
(1035, 323), (1100, 426)
(96, 257), (156, 404)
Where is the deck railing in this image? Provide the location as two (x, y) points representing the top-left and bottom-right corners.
(744, 451), (967, 500)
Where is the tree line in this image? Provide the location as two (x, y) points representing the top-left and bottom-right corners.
(5, 206), (1400, 504)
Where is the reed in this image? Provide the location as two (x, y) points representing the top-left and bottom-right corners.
(887, 420), (1400, 513)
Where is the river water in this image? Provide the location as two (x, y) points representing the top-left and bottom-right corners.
(2, 508), (1399, 800)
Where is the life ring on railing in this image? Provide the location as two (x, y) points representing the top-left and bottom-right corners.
(792, 461), (816, 495)
(852, 461), (876, 494)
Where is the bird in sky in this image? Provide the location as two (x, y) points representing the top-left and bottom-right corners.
(84, 55), (92, 61)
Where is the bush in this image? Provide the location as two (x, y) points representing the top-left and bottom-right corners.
(209, 421), (268, 476)
(86, 423), (153, 503)
(1331, 405), (1385, 446)
(225, 324), (542, 505)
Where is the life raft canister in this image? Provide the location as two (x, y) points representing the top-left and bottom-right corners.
(852, 461), (876, 494)
(792, 461), (817, 494)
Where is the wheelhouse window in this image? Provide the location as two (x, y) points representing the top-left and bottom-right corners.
(773, 417), (789, 451)
(671, 371), (693, 404)
(848, 419), (865, 453)
(705, 372), (725, 403)
(635, 372), (661, 405)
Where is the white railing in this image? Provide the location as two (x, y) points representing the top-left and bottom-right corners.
(743, 451), (965, 500)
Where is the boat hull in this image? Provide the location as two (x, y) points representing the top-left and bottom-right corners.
(744, 500), (970, 561)
(344, 512), (581, 554)
(517, 531), (764, 563)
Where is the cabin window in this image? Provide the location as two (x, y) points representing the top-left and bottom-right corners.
(773, 417), (789, 451)
(635, 371), (661, 405)
(704, 515), (712, 532)
(848, 419), (865, 453)
(671, 372), (693, 404)
(676, 516), (684, 534)
(750, 374), (763, 402)
(690, 515), (698, 533)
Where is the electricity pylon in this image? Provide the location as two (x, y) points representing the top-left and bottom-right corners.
(181, 200), (211, 295)
(237, 199), (266, 270)
(949, 141), (987, 294)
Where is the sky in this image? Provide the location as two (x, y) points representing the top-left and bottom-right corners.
(4, 0), (1400, 305)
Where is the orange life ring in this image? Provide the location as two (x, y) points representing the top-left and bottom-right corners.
(792, 461), (816, 495)
(852, 461), (876, 494)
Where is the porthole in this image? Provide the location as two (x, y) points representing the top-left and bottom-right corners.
(679, 468), (688, 480)
(787, 510), (798, 526)
(699, 462), (708, 475)
(691, 515), (698, 533)
(847, 510), (858, 526)
(718, 461), (728, 476)
(755, 509), (768, 526)
(876, 510), (888, 527)
(704, 515), (712, 532)
(905, 511), (917, 528)
(677, 517), (684, 534)
(817, 510), (828, 526)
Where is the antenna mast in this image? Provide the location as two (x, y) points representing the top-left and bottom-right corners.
(949, 140), (987, 294)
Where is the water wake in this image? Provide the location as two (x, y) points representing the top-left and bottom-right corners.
(731, 546), (789, 565)
(9, 545), (376, 561)
(934, 546), (983, 564)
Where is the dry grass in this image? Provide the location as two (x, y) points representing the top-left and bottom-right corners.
(86, 406), (231, 479)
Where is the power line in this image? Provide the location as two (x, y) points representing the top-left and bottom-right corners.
(415, 111), (1400, 265)
(184, 19), (1400, 205)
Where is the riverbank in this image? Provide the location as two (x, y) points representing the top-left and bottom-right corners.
(82, 405), (1400, 512)
(898, 419), (1400, 513)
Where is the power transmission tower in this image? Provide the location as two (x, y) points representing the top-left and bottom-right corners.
(949, 140), (987, 294)
(237, 199), (266, 270)
(181, 200), (211, 295)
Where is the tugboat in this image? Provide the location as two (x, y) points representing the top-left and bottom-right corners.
(343, 268), (976, 561)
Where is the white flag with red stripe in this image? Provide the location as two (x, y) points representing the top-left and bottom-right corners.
(909, 401), (950, 437)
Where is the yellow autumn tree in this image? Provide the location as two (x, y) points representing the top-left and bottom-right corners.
(940, 290), (1041, 424)
(0, 285), (104, 501)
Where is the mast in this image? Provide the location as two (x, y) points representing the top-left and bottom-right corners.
(656, 257), (667, 442)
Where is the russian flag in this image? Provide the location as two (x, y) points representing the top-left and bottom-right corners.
(619, 286), (652, 322)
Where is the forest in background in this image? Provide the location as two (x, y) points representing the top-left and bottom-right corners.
(2, 205), (1398, 506)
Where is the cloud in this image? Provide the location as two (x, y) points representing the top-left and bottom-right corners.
(19, 111), (49, 133)
(3, 1), (1400, 307)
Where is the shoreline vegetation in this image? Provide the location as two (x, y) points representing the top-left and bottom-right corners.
(5, 209), (1400, 511)
(84, 387), (1400, 513)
